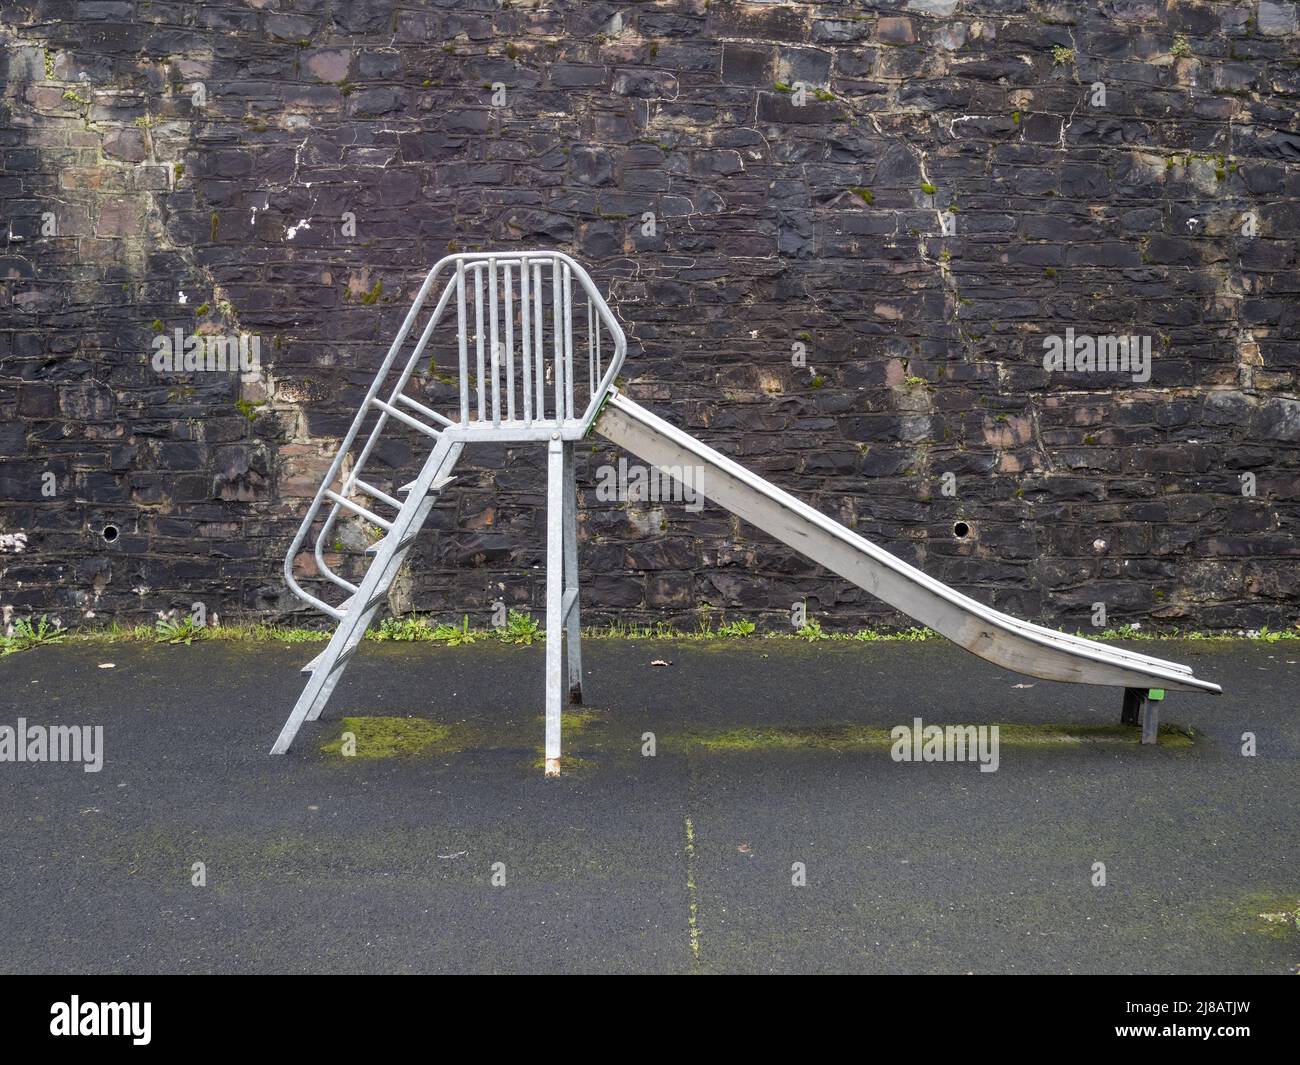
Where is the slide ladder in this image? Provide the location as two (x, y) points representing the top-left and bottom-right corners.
(275, 252), (626, 765)
(274, 250), (1219, 770)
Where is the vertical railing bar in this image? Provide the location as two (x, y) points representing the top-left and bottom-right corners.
(456, 260), (469, 425)
(488, 255), (500, 428)
(533, 261), (545, 423)
(588, 297), (595, 396)
(595, 300), (602, 386)
(552, 258), (563, 424)
(520, 255), (532, 424)
(563, 263), (574, 421)
(504, 261), (516, 423)
(474, 263), (486, 422)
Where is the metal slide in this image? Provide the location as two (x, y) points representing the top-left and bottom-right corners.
(274, 248), (1218, 767)
(594, 390), (1222, 702)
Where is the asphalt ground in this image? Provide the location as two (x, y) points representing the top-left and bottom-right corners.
(0, 637), (1294, 974)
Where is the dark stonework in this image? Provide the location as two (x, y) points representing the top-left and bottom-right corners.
(0, 1), (1297, 634)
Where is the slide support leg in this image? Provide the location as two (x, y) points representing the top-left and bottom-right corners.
(1122, 687), (1163, 744)
(562, 441), (583, 704)
(544, 436), (564, 777)
(1142, 688), (1163, 745)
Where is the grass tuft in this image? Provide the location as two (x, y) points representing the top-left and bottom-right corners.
(154, 615), (206, 645)
(0, 615), (66, 655)
(0, 614), (1293, 658)
(496, 609), (541, 645)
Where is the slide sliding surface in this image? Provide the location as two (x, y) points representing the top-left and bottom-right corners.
(594, 392), (1221, 696)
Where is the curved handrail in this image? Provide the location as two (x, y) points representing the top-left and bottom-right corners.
(284, 255), (453, 617)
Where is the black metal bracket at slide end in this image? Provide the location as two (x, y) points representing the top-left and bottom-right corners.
(1121, 686), (1164, 744)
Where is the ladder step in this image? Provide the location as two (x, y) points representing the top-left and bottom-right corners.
(398, 474), (457, 496)
(302, 641), (361, 675)
(371, 398), (442, 439)
(351, 478), (403, 511)
(324, 490), (395, 530)
(305, 644), (362, 674)
(366, 530), (421, 555)
(395, 393), (455, 428)
(333, 587), (394, 616)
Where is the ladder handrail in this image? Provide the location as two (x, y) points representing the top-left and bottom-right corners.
(284, 250), (627, 618)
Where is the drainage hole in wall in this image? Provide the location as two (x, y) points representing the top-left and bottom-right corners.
(101, 524), (120, 544)
(952, 520), (971, 539)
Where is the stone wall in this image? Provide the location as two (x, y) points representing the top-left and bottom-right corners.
(1, 0), (1298, 634)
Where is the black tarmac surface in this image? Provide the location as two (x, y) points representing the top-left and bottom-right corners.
(0, 637), (1294, 974)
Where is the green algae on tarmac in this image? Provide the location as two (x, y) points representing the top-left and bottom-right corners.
(317, 708), (615, 774)
(317, 711), (1196, 764)
(321, 716), (460, 758)
(528, 709), (609, 775)
(533, 708), (606, 735)
(1234, 893), (1300, 941)
(671, 721), (1196, 753)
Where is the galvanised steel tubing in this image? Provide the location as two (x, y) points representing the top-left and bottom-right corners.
(283, 258), (452, 618)
(520, 255), (533, 424)
(488, 256), (500, 428)
(457, 261), (469, 425)
(429, 252), (625, 431)
(533, 259), (545, 422)
(474, 265), (486, 422)
(563, 262), (575, 421)
(311, 278), (456, 601)
(284, 251), (628, 617)
(504, 262), (516, 423)
(552, 257), (563, 425)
